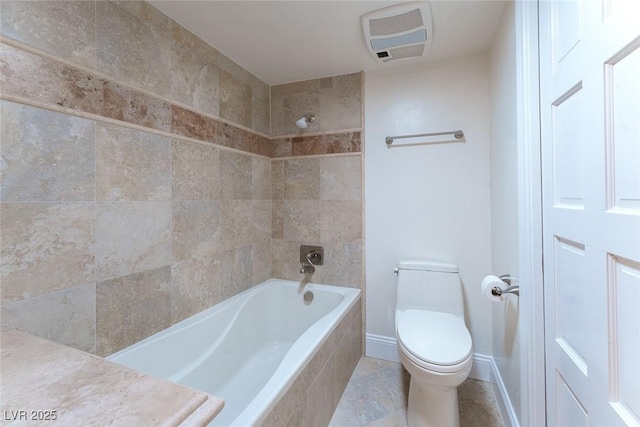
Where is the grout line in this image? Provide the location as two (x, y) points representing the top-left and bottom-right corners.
(93, 112), (98, 354)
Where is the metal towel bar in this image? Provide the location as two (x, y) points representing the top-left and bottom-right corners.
(385, 130), (464, 145)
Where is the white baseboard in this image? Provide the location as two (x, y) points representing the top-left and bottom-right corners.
(365, 334), (519, 427)
(365, 334), (492, 381)
(488, 356), (520, 427)
(365, 333), (400, 363)
(469, 353), (493, 382)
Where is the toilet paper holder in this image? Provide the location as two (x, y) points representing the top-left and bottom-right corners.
(492, 274), (520, 297)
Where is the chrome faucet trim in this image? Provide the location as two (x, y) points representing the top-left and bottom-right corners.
(300, 250), (321, 274)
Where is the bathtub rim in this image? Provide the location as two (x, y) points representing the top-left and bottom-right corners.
(107, 278), (359, 361)
(106, 278), (362, 426)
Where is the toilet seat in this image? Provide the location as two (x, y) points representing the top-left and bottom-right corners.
(397, 310), (472, 372)
(398, 339), (472, 374)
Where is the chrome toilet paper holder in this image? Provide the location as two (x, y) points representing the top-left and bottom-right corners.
(491, 274), (520, 297)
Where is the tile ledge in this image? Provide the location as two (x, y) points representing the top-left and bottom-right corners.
(0, 94), (271, 160)
(273, 128), (364, 139)
(272, 152), (363, 160)
(0, 330), (224, 426)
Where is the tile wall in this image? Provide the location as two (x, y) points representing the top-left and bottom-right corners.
(271, 156), (364, 288)
(0, 0), (270, 135)
(0, 101), (272, 356)
(0, 0), (364, 359)
(262, 300), (363, 427)
(270, 74), (364, 289)
(271, 73), (362, 136)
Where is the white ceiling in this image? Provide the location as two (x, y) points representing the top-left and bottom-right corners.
(150, 0), (506, 85)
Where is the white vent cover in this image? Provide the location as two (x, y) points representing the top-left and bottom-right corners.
(361, 2), (433, 63)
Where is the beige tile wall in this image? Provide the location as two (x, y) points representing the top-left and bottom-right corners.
(269, 65), (364, 285)
(261, 298), (363, 427)
(0, 0), (364, 370)
(0, 101), (271, 356)
(271, 156), (364, 288)
(0, 0), (270, 135)
(271, 73), (363, 136)
(0, 0), (272, 356)
(0, 1), (97, 69)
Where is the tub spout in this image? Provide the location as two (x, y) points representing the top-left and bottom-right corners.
(300, 249), (321, 275)
(300, 264), (315, 274)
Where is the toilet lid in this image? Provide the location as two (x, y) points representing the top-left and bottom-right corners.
(397, 310), (472, 366)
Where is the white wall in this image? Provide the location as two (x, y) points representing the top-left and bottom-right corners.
(489, 0), (521, 421)
(364, 54), (493, 355)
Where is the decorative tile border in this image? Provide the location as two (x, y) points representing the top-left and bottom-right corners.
(272, 132), (362, 158)
(0, 40), (361, 159)
(104, 81), (171, 132)
(0, 41), (272, 157)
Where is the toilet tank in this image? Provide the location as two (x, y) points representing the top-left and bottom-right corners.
(396, 260), (464, 317)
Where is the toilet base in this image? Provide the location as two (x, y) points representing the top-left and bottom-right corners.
(407, 378), (460, 427)
(398, 342), (471, 427)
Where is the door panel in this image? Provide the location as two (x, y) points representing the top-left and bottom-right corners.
(552, 83), (585, 208)
(540, 0), (640, 425)
(554, 237), (588, 372)
(557, 372), (589, 427)
(609, 256), (640, 423)
(607, 44), (640, 212)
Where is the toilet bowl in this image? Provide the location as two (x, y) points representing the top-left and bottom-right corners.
(395, 261), (473, 427)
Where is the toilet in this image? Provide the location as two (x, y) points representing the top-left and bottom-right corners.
(395, 260), (473, 427)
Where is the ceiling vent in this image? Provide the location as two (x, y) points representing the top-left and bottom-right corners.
(361, 2), (433, 63)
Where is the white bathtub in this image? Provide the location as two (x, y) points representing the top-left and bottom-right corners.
(108, 279), (361, 426)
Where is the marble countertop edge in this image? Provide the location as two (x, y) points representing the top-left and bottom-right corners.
(0, 330), (224, 426)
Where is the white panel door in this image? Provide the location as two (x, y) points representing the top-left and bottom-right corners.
(540, 0), (640, 425)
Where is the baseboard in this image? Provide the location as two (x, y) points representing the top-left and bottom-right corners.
(469, 353), (493, 382)
(365, 335), (519, 427)
(365, 333), (400, 363)
(365, 334), (492, 382)
(489, 357), (520, 427)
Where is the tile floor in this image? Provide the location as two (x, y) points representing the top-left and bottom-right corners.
(329, 357), (505, 427)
